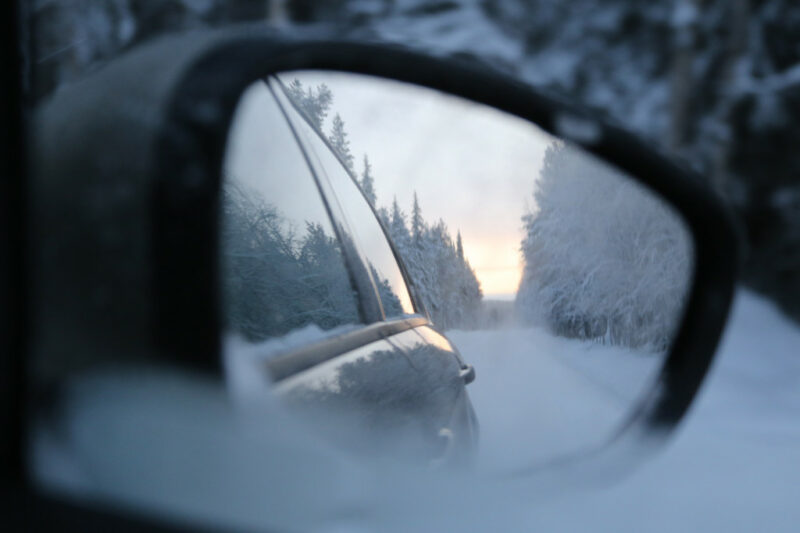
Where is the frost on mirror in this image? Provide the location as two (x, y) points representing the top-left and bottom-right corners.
(269, 70), (694, 471)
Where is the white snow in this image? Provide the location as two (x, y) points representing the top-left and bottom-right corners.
(32, 289), (800, 532)
(223, 323), (359, 405)
(369, 288), (800, 532)
(513, 289), (800, 533)
(447, 327), (662, 472)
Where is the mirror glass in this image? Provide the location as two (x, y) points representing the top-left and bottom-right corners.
(220, 83), (363, 343)
(221, 71), (694, 473)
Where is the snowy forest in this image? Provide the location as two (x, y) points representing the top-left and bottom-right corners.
(377, 194), (483, 330)
(516, 143), (693, 350)
(285, 79), (483, 330)
(27, 1), (800, 328)
(220, 183), (360, 342)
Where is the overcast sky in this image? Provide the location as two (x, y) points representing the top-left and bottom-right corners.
(281, 71), (556, 298)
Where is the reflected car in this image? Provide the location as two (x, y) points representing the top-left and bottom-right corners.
(219, 75), (478, 463)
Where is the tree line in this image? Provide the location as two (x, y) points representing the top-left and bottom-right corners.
(287, 79), (483, 330)
(516, 143), (692, 351)
(220, 183), (360, 342)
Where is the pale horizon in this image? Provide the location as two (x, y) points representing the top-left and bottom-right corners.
(282, 71), (553, 298)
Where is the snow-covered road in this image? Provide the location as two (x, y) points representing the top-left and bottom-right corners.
(448, 326), (662, 471)
(362, 289), (800, 533)
(465, 289), (800, 532)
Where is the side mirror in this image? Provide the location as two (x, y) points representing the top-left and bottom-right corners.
(218, 68), (736, 471)
(27, 27), (739, 531)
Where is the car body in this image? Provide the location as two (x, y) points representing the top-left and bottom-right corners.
(220, 75), (478, 462)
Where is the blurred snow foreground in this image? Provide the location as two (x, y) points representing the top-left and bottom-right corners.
(32, 289), (800, 532)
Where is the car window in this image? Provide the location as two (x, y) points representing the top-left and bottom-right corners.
(273, 79), (416, 320)
(220, 80), (362, 344)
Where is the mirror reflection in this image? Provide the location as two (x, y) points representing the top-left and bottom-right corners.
(221, 71), (694, 472)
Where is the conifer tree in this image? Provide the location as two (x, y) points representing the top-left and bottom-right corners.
(286, 79), (304, 103)
(389, 197), (411, 246)
(381, 195), (482, 330)
(360, 154), (377, 206)
(284, 80), (483, 330)
(376, 206), (391, 228)
(285, 80), (332, 131)
(304, 84), (332, 130)
(328, 113), (354, 172)
(411, 192), (425, 245)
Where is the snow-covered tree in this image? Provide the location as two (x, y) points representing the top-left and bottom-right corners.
(360, 154), (377, 206)
(382, 193), (482, 330)
(286, 79), (305, 103)
(411, 192), (425, 244)
(220, 182), (359, 342)
(328, 113), (354, 172)
(516, 143), (692, 351)
(285, 79), (332, 131)
(282, 80), (482, 330)
(376, 205), (391, 229)
(389, 197), (411, 249)
(306, 84), (333, 129)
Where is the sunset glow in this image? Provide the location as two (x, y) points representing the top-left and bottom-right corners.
(285, 71), (553, 303)
(463, 238), (522, 298)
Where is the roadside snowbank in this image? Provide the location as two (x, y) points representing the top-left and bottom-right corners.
(448, 326), (662, 471)
(500, 289), (800, 532)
